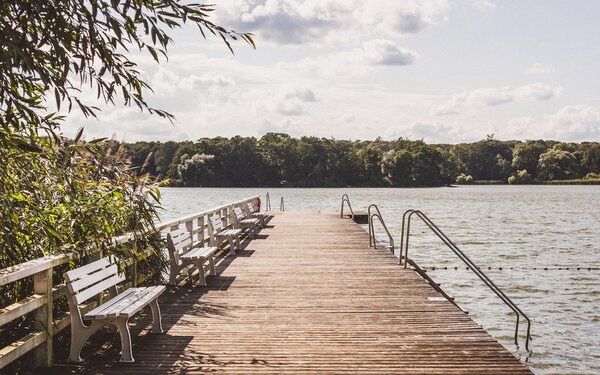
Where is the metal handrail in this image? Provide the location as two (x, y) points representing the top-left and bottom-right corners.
(400, 209), (532, 351)
(280, 197), (285, 211)
(367, 204), (395, 254)
(265, 192), (272, 211)
(340, 194), (354, 219)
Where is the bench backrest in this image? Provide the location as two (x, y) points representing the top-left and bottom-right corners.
(233, 206), (245, 221)
(210, 215), (224, 233)
(165, 228), (193, 258)
(64, 257), (124, 305)
(246, 202), (256, 214)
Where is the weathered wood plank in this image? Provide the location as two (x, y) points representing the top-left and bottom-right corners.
(55, 212), (532, 374)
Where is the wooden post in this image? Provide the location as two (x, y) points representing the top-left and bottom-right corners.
(33, 268), (53, 368)
(197, 216), (205, 246)
(186, 219), (194, 245)
(132, 242), (138, 287)
(207, 214), (215, 247)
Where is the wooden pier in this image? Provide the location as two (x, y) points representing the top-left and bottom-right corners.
(53, 211), (532, 374)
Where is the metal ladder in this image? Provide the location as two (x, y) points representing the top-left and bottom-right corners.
(400, 209), (532, 351)
(367, 204), (395, 254)
(340, 194), (354, 219)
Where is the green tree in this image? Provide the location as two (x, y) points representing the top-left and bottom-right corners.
(451, 140), (514, 180)
(511, 141), (550, 179)
(537, 147), (579, 181)
(382, 149), (413, 186)
(356, 145), (386, 186)
(576, 142), (600, 175)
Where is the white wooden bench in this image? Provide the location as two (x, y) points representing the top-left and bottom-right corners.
(246, 201), (266, 228)
(233, 206), (260, 238)
(64, 257), (165, 363)
(209, 215), (242, 256)
(165, 228), (217, 286)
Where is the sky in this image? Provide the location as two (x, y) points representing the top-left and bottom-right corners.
(64, 0), (600, 144)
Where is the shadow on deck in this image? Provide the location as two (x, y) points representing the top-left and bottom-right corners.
(42, 212), (532, 375)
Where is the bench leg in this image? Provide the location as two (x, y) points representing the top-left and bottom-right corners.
(149, 299), (164, 334)
(196, 262), (207, 286)
(69, 319), (104, 362)
(168, 264), (180, 286)
(113, 318), (134, 362)
(68, 325), (97, 363)
(208, 255), (216, 276)
(228, 237), (237, 256)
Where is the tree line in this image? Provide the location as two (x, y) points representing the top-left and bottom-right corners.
(124, 133), (600, 187)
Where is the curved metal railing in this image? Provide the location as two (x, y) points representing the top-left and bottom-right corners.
(340, 194), (354, 219)
(400, 209), (532, 351)
(367, 204), (395, 254)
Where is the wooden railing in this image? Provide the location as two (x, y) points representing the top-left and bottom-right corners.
(0, 195), (260, 370)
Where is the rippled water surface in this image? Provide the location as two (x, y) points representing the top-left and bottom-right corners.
(159, 186), (600, 375)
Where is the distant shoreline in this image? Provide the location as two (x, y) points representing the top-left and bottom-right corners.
(459, 179), (600, 185)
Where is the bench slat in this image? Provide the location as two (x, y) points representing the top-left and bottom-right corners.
(68, 264), (118, 293)
(64, 258), (111, 283)
(181, 247), (218, 260)
(84, 286), (165, 320)
(101, 288), (156, 319)
(74, 274), (125, 305)
(217, 229), (242, 237)
(118, 286), (165, 318)
(210, 216), (223, 231)
(83, 288), (138, 319)
(171, 236), (192, 250)
(240, 218), (259, 225)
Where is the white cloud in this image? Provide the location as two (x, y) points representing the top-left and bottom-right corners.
(277, 39), (417, 79)
(472, 0), (496, 12)
(506, 105), (600, 141)
(436, 83), (562, 115)
(362, 39), (418, 65)
(215, 0), (449, 46)
(528, 62), (556, 74)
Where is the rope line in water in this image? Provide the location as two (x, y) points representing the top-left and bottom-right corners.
(420, 266), (600, 271)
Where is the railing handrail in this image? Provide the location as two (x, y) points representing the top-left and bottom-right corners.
(155, 195), (260, 231)
(400, 209), (532, 351)
(367, 204), (394, 253)
(340, 194), (354, 219)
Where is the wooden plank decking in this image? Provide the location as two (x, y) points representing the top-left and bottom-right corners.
(53, 212), (532, 374)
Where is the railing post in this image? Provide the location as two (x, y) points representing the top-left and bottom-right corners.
(132, 243), (138, 287)
(197, 216), (205, 246)
(33, 268), (53, 368)
(186, 219), (194, 245)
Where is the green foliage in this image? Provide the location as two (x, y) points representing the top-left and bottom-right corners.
(0, 134), (162, 301)
(455, 173), (474, 184)
(508, 169), (533, 185)
(537, 147), (579, 181)
(511, 141), (552, 178)
(451, 139), (514, 181)
(1, 0), (254, 138)
(124, 136), (600, 187)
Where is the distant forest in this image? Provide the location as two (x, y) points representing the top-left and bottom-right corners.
(123, 133), (600, 187)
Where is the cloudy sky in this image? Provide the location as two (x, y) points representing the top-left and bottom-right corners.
(65, 0), (600, 143)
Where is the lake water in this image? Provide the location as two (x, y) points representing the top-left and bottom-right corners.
(159, 186), (600, 375)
